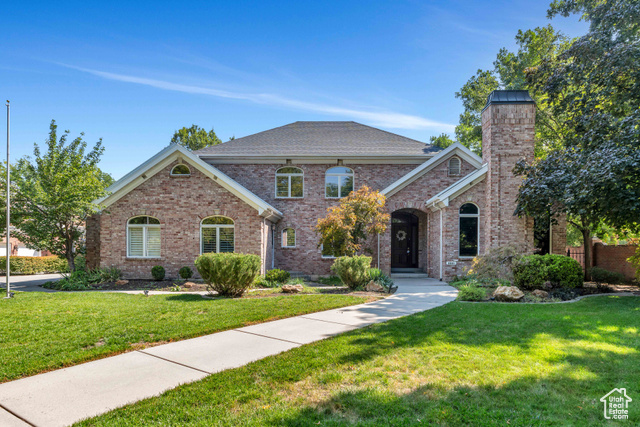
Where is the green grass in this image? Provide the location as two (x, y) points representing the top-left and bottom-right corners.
(80, 296), (640, 426)
(0, 292), (367, 382)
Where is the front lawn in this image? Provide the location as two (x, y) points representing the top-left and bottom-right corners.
(80, 296), (639, 426)
(0, 292), (369, 382)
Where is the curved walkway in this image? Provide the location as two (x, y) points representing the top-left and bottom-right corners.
(0, 277), (456, 427)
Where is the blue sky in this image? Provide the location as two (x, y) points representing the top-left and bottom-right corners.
(1, 1), (587, 179)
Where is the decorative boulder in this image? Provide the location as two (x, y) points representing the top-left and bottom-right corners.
(532, 289), (549, 299)
(364, 281), (385, 292)
(493, 286), (525, 302)
(183, 282), (195, 289)
(282, 284), (304, 294)
(115, 280), (129, 286)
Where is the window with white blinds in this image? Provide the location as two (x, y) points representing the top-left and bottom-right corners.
(201, 216), (235, 254)
(127, 216), (161, 258)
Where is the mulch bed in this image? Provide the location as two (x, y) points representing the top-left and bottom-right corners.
(478, 281), (640, 303)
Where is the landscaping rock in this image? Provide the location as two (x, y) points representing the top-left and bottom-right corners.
(543, 281), (553, 290)
(493, 286), (525, 302)
(183, 282), (195, 289)
(532, 289), (549, 299)
(282, 284), (304, 293)
(364, 281), (385, 292)
(115, 280), (129, 286)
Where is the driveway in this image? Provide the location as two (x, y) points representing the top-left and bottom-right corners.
(0, 274), (63, 292)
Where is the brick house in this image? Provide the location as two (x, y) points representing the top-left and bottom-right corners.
(86, 90), (566, 280)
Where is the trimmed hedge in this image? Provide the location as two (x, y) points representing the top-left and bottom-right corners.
(590, 267), (625, 285)
(195, 253), (261, 297)
(151, 265), (166, 281)
(514, 254), (583, 290)
(331, 255), (372, 290)
(0, 256), (69, 274)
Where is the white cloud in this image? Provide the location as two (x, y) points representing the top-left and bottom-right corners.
(63, 64), (455, 132)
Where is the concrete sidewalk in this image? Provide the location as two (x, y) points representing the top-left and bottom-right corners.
(0, 278), (456, 427)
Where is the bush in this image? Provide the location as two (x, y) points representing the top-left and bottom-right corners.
(627, 248), (640, 283)
(0, 256), (69, 274)
(514, 254), (583, 290)
(42, 267), (122, 291)
(151, 266), (165, 281)
(589, 267), (625, 285)
(195, 253), (261, 297)
(179, 266), (193, 280)
(457, 283), (487, 301)
(265, 269), (290, 284)
(331, 255), (371, 290)
(253, 275), (278, 288)
(368, 268), (394, 292)
(467, 246), (522, 283)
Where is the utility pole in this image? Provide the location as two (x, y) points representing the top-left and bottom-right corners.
(5, 100), (10, 299)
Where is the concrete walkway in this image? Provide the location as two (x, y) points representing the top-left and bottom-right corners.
(0, 277), (456, 427)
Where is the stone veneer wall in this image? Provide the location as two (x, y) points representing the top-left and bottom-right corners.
(92, 161), (266, 279)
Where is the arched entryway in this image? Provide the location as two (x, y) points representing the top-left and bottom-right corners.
(391, 211), (419, 269)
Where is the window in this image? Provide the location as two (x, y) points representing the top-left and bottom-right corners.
(325, 167), (354, 198)
(275, 167), (303, 198)
(201, 216), (235, 254)
(127, 216), (161, 258)
(459, 203), (479, 257)
(171, 164), (191, 176)
(282, 228), (296, 248)
(448, 157), (461, 176)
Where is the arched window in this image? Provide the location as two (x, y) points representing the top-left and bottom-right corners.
(325, 167), (354, 198)
(201, 216), (235, 254)
(448, 157), (461, 176)
(127, 216), (161, 258)
(171, 164), (191, 176)
(275, 167), (303, 198)
(282, 228), (296, 248)
(459, 203), (479, 257)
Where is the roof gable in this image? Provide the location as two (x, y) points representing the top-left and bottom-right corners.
(425, 164), (488, 211)
(96, 144), (283, 221)
(194, 121), (439, 158)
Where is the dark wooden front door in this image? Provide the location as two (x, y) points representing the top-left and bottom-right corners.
(391, 212), (419, 268)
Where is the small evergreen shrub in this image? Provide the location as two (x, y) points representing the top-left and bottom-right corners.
(195, 253), (261, 297)
(331, 255), (372, 290)
(589, 267), (625, 284)
(514, 254), (583, 290)
(265, 268), (290, 284)
(151, 266), (165, 281)
(179, 266), (193, 280)
(457, 283), (487, 301)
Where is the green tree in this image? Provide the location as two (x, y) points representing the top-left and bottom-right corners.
(171, 125), (222, 151)
(9, 120), (111, 271)
(455, 25), (571, 156)
(429, 133), (456, 150)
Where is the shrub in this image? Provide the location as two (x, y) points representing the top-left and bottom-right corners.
(514, 254), (583, 290)
(179, 266), (193, 280)
(151, 266), (165, 281)
(42, 267), (121, 291)
(253, 275), (277, 288)
(589, 267), (625, 285)
(265, 268), (290, 284)
(368, 268), (394, 292)
(195, 253), (261, 297)
(627, 248), (640, 283)
(457, 284), (486, 301)
(331, 255), (372, 290)
(0, 256), (69, 274)
(466, 246), (522, 283)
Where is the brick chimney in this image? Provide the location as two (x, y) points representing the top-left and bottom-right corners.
(481, 90), (535, 253)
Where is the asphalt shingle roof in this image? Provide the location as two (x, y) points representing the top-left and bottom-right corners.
(194, 121), (438, 158)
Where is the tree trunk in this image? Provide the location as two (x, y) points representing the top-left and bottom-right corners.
(582, 228), (593, 281)
(65, 240), (76, 272)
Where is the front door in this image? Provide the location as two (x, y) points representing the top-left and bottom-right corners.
(391, 212), (419, 268)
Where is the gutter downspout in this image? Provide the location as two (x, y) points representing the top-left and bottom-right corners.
(377, 234), (380, 269)
(439, 209), (443, 281)
(271, 223), (275, 270)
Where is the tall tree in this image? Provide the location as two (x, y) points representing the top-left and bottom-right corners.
(429, 133), (456, 150)
(171, 125), (222, 151)
(455, 25), (571, 156)
(10, 121), (112, 271)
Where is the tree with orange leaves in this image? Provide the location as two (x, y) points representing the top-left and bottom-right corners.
(316, 186), (389, 257)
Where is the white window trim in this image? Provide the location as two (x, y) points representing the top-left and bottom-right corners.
(282, 228), (296, 248)
(325, 167), (354, 199)
(320, 244), (337, 259)
(127, 219), (161, 259)
(448, 157), (461, 176)
(170, 164), (191, 176)
(275, 167), (304, 198)
(458, 203), (480, 258)
(200, 219), (235, 254)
